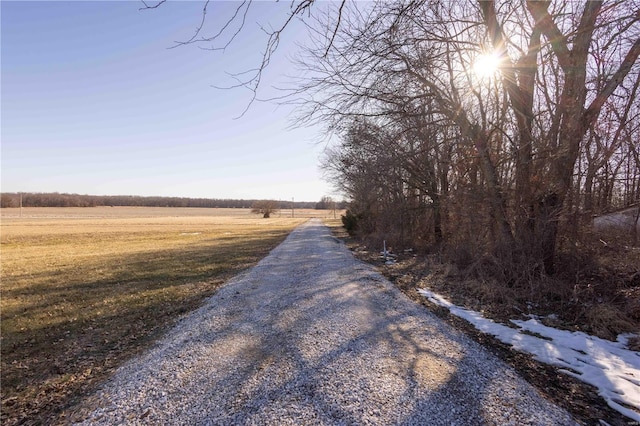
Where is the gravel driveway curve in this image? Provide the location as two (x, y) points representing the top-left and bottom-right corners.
(71, 219), (576, 425)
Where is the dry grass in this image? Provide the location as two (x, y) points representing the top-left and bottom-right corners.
(1, 207), (308, 425)
(0, 206), (341, 219)
(324, 218), (640, 342)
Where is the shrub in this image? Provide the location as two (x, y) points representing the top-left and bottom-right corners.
(341, 210), (360, 236)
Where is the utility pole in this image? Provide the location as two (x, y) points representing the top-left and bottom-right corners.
(19, 193), (23, 218)
(291, 197), (294, 218)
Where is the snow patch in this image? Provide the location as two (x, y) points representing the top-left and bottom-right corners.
(418, 288), (640, 422)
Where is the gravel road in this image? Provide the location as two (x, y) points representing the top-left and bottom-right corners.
(71, 219), (576, 425)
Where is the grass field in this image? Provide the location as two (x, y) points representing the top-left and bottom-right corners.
(0, 207), (328, 424)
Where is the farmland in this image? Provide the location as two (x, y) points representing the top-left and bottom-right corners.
(0, 207), (331, 424)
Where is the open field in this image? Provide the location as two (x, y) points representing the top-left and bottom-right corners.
(0, 207), (323, 424)
(0, 206), (341, 219)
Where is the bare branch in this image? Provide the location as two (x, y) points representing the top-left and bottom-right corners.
(139, 0), (166, 11)
(526, 0), (572, 71)
(583, 36), (640, 128)
(324, 0), (347, 57)
(170, 0), (250, 51)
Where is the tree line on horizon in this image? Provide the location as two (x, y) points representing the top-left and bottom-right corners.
(0, 192), (344, 210)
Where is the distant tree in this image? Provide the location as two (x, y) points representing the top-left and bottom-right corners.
(315, 196), (335, 210)
(0, 193), (20, 208)
(251, 200), (280, 218)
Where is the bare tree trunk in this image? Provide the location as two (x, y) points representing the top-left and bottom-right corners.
(480, 0), (539, 254)
(452, 106), (515, 249)
(534, 193), (560, 273)
(633, 204), (640, 247)
(433, 196), (443, 246)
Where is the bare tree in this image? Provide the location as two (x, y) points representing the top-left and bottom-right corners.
(300, 1), (517, 253)
(303, 0), (639, 273)
(479, 0), (640, 272)
(251, 200), (280, 218)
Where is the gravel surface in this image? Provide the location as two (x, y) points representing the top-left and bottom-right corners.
(71, 219), (576, 425)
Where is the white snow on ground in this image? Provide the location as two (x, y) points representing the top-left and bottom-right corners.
(418, 288), (640, 422)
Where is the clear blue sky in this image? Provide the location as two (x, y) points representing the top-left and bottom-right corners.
(1, 1), (335, 202)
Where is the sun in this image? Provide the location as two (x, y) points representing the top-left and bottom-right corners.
(473, 52), (502, 78)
